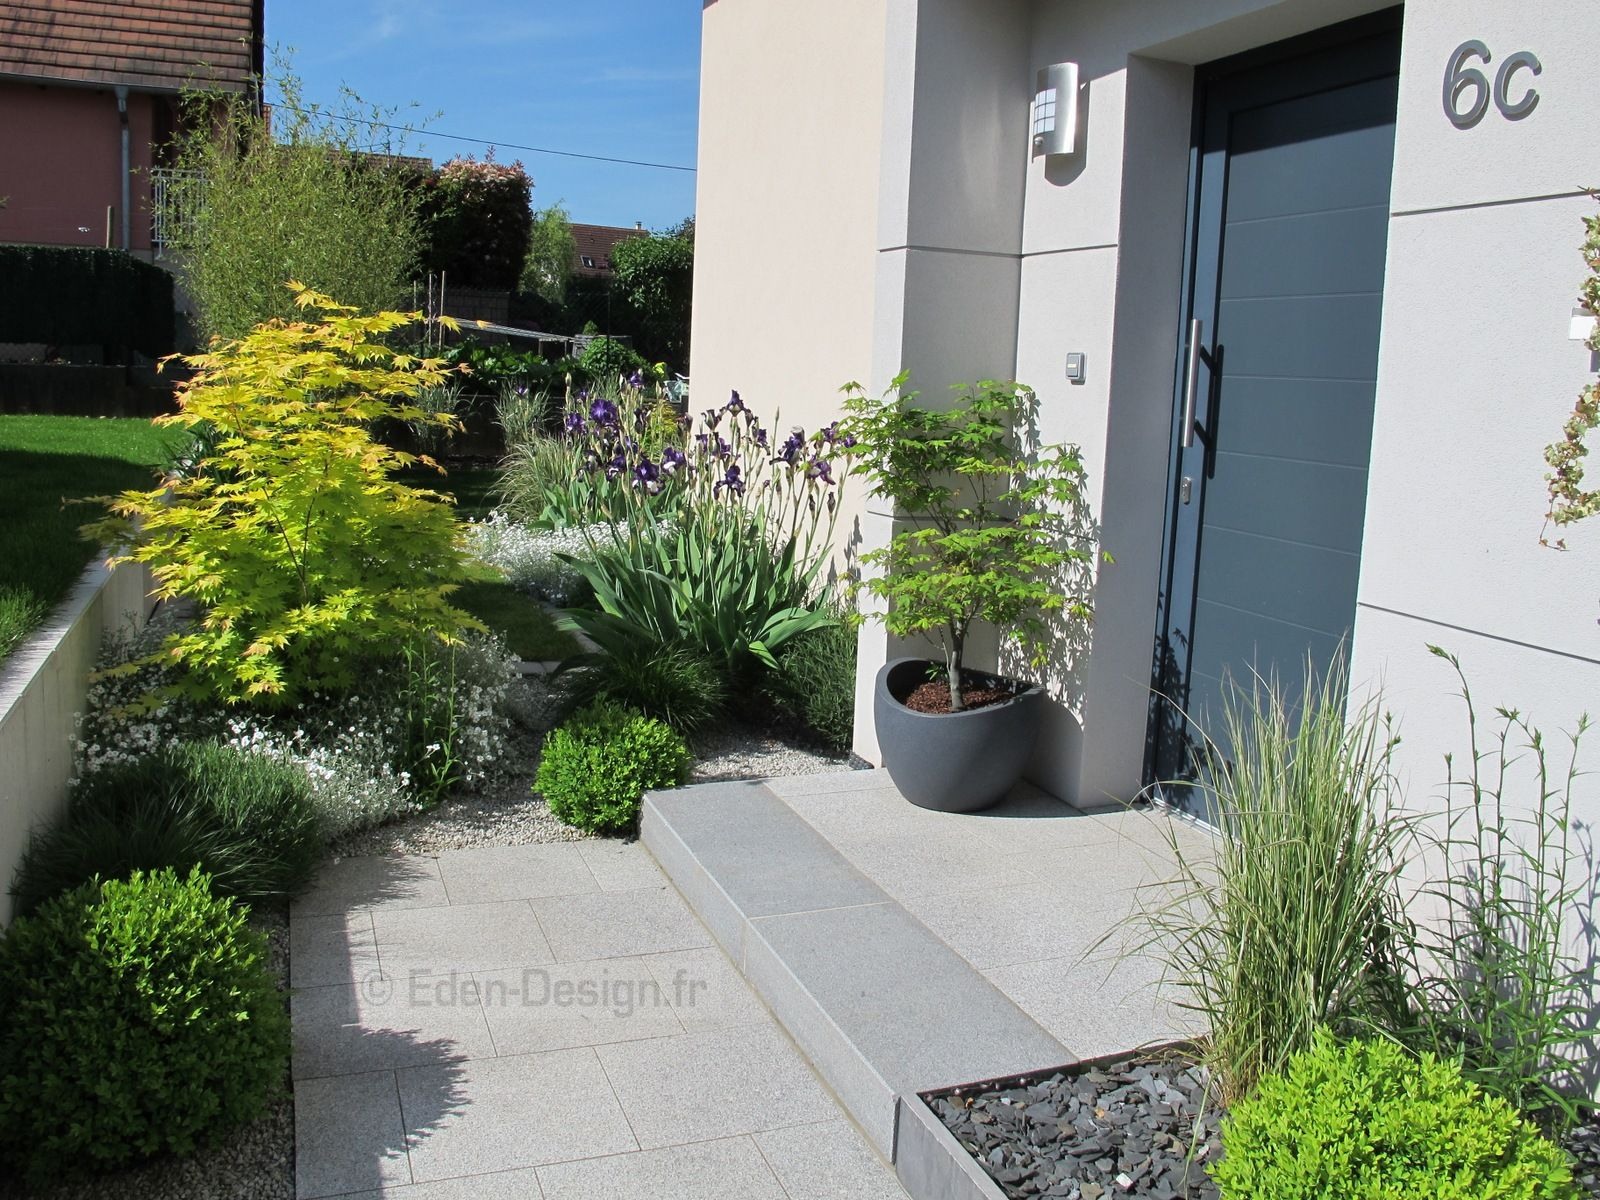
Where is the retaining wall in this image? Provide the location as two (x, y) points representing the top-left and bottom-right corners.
(0, 556), (154, 925)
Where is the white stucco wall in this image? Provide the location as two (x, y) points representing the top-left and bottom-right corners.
(689, 0), (890, 561)
(1350, 0), (1600, 839)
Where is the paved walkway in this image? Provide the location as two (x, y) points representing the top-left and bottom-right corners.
(641, 770), (1206, 1169)
(759, 771), (1204, 1061)
(289, 839), (911, 1199)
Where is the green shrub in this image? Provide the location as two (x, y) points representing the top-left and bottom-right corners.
(1212, 1032), (1577, 1200)
(0, 868), (290, 1187)
(536, 701), (689, 833)
(419, 156), (533, 291)
(560, 642), (725, 736)
(608, 232), (694, 369)
(0, 245), (174, 357)
(11, 741), (321, 916)
(768, 621), (858, 754)
(577, 335), (648, 387)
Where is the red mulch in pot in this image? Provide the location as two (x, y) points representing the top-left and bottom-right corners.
(900, 678), (1018, 715)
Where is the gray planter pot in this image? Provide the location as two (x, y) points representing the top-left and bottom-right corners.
(873, 657), (1044, 813)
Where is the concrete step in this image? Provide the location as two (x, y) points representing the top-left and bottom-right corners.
(640, 778), (1072, 1174)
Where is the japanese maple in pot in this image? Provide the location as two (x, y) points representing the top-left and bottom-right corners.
(842, 375), (1102, 813)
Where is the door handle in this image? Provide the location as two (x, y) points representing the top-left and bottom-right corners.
(1181, 317), (1203, 449)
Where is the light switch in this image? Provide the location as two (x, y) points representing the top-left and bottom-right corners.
(1065, 352), (1086, 383)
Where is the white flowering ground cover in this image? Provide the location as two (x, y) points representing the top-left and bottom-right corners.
(76, 606), (521, 840)
(465, 510), (598, 605)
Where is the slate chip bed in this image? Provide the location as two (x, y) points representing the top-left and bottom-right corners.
(931, 1056), (1221, 1200)
(1568, 1117), (1600, 1198)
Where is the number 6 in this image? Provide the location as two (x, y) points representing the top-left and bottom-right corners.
(1444, 40), (1492, 128)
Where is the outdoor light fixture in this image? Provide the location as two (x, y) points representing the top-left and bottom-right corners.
(1032, 63), (1080, 158)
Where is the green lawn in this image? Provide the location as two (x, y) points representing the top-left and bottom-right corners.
(453, 579), (578, 662)
(0, 415), (181, 662)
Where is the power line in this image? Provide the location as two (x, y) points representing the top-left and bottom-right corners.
(271, 102), (697, 173)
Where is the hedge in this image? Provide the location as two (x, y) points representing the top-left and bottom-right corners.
(0, 246), (175, 358)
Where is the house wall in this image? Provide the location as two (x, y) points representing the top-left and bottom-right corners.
(1348, 0), (1600, 829)
(688, 0), (890, 562)
(0, 80), (156, 251)
(694, 0), (1600, 850)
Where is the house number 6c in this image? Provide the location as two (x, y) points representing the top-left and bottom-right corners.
(1444, 40), (1542, 128)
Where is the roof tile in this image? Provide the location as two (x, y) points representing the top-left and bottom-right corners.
(0, 0), (261, 92)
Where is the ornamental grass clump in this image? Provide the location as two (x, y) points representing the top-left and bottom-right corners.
(11, 740), (321, 916)
(1211, 1032), (1577, 1200)
(0, 868), (289, 1188)
(1133, 660), (1415, 1104)
(839, 375), (1100, 711)
(86, 285), (482, 706)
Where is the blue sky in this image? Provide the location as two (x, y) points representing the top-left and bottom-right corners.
(264, 0), (701, 231)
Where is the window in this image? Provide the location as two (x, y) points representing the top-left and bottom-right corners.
(581, 255), (596, 268)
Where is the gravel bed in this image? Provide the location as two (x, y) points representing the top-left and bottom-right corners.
(1569, 1117), (1600, 1198)
(932, 1056), (1220, 1200)
(688, 721), (857, 783)
(3, 908), (294, 1200)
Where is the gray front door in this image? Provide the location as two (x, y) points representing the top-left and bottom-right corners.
(1151, 13), (1401, 787)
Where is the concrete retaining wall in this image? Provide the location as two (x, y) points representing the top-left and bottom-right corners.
(0, 556), (154, 926)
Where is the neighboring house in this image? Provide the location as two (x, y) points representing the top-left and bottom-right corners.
(691, 1), (1600, 834)
(571, 221), (646, 276)
(0, 0), (263, 257)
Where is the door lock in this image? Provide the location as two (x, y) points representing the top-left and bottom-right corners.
(1181, 476), (1193, 505)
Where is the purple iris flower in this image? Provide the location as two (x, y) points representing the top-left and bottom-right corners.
(632, 457), (662, 493)
(806, 456), (835, 485)
(628, 369), (645, 389)
(661, 446), (688, 475)
(694, 431), (710, 451)
(725, 390), (745, 415)
(590, 396), (619, 426)
(775, 429), (805, 466)
(563, 412), (586, 436)
(714, 464), (745, 497)
(711, 434), (731, 460)
(752, 426), (769, 450)
(820, 420), (840, 445)
(701, 407), (722, 431)
(605, 450), (627, 480)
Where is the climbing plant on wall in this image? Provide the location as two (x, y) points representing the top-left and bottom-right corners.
(1542, 191), (1600, 546)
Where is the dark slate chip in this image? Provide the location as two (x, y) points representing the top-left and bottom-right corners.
(929, 1056), (1224, 1200)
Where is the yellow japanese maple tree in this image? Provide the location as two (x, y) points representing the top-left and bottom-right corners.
(90, 285), (480, 704)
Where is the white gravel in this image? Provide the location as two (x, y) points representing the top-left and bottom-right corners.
(332, 680), (861, 857)
(689, 724), (855, 783)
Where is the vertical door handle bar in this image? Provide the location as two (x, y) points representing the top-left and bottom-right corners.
(1181, 317), (1203, 449)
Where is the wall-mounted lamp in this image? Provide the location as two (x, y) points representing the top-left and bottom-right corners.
(1571, 306), (1597, 343)
(1032, 63), (1080, 158)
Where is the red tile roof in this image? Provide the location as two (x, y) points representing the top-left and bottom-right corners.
(572, 222), (647, 276)
(0, 0), (262, 93)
